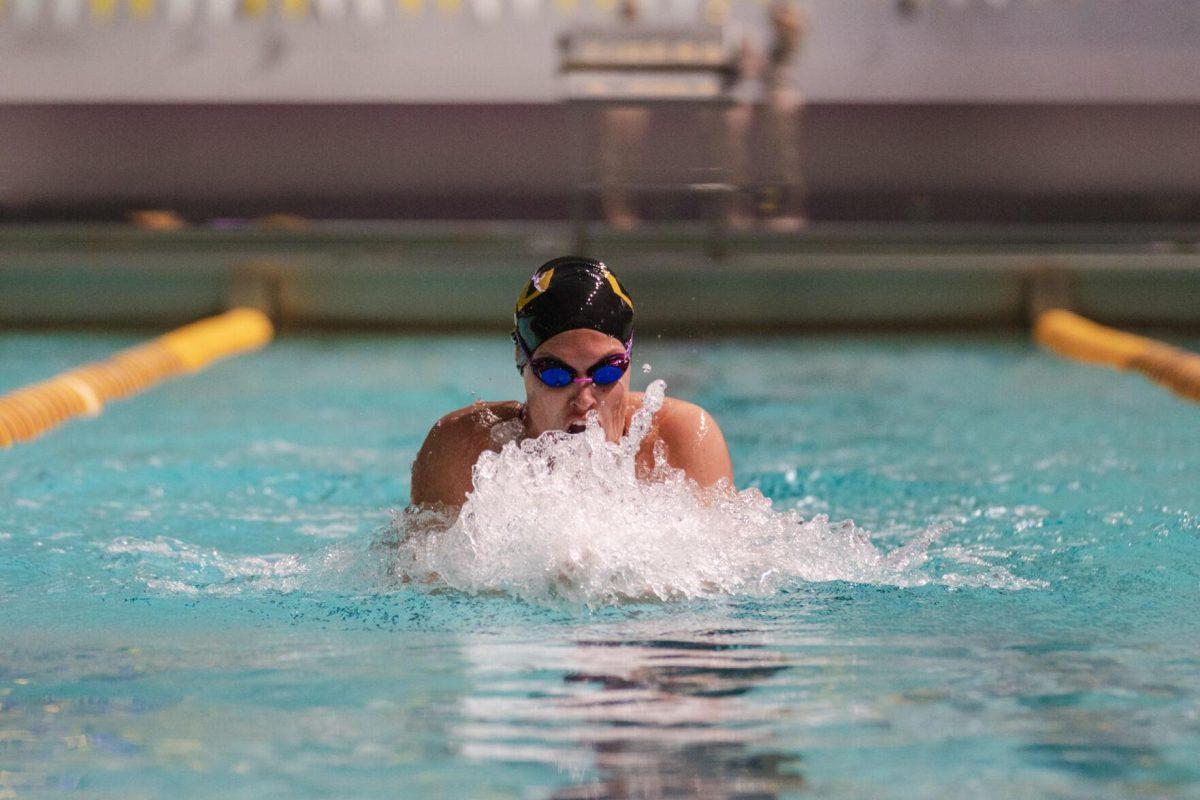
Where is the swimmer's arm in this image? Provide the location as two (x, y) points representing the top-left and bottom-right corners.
(409, 411), (483, 509)
(658, 399), (735, 490)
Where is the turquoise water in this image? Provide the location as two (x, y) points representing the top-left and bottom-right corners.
(2, 332), (1199, 798)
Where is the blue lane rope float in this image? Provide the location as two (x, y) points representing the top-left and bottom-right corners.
(0, 308), (274, 448)
(1035, 309), (1200, 404)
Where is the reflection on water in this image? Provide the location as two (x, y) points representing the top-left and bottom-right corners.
(450, 616), (1200, 799)
(1003, 642), (1192, 789)
(458, 627), (804, 800)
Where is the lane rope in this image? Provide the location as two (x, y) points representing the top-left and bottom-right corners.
(0, 308), (274, 448)
(1035, 308), (1200, 404)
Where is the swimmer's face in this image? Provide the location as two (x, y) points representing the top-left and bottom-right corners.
(522, 328), (630, 443)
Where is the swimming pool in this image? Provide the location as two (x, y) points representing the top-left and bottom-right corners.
(2, 331), (1199, 798)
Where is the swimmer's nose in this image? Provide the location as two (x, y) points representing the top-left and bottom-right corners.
(569, 383), (598, 413)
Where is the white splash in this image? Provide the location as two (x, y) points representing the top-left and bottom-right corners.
(388, 380), (1002, 607)
(100, 534), (371, 596)
(100, 380), (1041, 603)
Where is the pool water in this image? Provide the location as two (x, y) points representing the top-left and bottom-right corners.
(2, 332), (1199, 799)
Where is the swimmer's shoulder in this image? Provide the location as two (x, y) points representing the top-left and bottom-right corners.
(436, 400), (522, 432)
(411, 401), (522, 507)
(630, 393), (734, 489)
(624, 393), (711, 432)
(420, 401), (522, 453)
(652, 396), (721, 443)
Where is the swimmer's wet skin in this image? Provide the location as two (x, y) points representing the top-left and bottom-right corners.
(410, 257), (733, 509)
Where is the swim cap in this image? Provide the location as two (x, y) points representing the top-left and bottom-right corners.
(512, 256), (635, 364)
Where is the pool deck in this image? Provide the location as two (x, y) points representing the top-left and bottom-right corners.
(2, 221), (1199, 332)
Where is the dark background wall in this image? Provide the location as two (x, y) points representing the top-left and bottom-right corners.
(2, 103), (1198, 221)
(1, 0), (1198, 221)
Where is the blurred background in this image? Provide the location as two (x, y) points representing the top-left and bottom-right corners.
(2, 0), (1198, 224)
(1, 0), (1199, 329)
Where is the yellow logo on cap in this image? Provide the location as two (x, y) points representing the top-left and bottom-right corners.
(602, 268), (634, 311)
(515, 267), (554, 311)
(514, 263), (633, 313)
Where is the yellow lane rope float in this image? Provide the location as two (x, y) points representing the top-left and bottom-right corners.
(1035, 309), (1200, 404)
(0, 308), (273, 449)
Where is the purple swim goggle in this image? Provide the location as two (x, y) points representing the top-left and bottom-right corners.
(516, 335), (632, 389)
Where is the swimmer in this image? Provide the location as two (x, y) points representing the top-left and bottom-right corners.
(410, 256), (733, 508)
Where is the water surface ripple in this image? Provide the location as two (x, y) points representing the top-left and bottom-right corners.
(2, 333), (1199, 799)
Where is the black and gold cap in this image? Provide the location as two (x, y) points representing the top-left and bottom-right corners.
(512, 256), (635, 363)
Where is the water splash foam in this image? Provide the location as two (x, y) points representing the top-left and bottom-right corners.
(387, 380), (1032, 606)
(100, 535), (370, 596)
(96, 380), (1043, 603)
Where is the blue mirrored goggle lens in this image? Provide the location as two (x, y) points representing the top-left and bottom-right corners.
(590, 364), (625, 385)
(535, 365), (574, 387)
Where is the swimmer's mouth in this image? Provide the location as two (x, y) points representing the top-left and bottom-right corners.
(566, 422), (586, 434)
